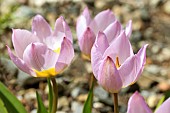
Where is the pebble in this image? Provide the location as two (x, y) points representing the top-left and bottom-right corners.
(71, 101), (83, 113)
(151, 45), (161, 54)
(71, 87), (81, 99)
(157, 81), (170, 91)
(24, 89), (36, 102)
(58, 96), (69, 109)
(163, 1), (170, 14)
(0, 57), (18, 78)
(147, 94), (160, 108)
(145, 65), (161, 75)
(93, 102), (104, 109)
(76, 94), (88, 102)
(94, 86), (109, 100)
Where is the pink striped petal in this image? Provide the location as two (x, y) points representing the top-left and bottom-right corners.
(76, 16), (88, 39)
(103, 31), (134, 64)
(155, 98), (170, 113)
(91, 32), (109, 79)
(118, 44), (148, 87)
(98, 56), (122, 93)
(104, 20), (122, 43)
(32, 15), (52, 40)
(78, 27), (95, 55)
(23, 43), (58, 71)
(7, 46), (36, 76)
(125, 20), (132, 38)
(53, 16), (72, 42)
(12, 29), (39, 59)
(90, 9), (115, 34)
(94, 32), (109, 54)
(82, 7), (91, 25)
(133, 44), (148, 82)
(55, 37), (74, 72)
(127, 91), (152, 113)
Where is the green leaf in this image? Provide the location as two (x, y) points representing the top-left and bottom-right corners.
(83, 82), (94, 113)
(0, 82), (27, 113)
(155, 96), (165, 112)
(36, 91), (48, 113)
(47, 78), (53, 113)
(0, 97), (8, 113)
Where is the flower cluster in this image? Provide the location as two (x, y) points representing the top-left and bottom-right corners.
(6, 7), (170, 113)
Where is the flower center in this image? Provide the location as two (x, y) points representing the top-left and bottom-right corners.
(54, 48), (60, 54)
(34, 68), (59, 77)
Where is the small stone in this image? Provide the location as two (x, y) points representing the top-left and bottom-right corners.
(24, 89), (36, 102)
(145, 65), (161, 75)
(150, 0), (161, 7)
(151, 45), (161, 54)
(163, 1), (170, 14)
(58, 96), (69, 109)
(57, 111), (66, 113)
(94, 86), (109, 100)
(147, 94), (160, 108)
(71, 87), (81, 99)
(30, 109), (37, 113)
(85, 62), (92, 73)
(93, 102), (104, 109)
(77, 94), (88, 102)
(71, 101), (83, 113)
(157, 81), (170, 91)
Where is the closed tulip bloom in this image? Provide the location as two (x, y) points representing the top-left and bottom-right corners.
(76, 7), (132, 59)
(7, 15), (74, 77)
(127, 91), (170, 113)
(91, 30), (147, 93)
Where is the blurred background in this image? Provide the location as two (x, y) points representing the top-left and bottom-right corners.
(0, 0), (170, 113)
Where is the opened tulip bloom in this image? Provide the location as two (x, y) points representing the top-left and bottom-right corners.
(76, 7), (132, 58)
(127, 91), (170, 113)
(91, 30), (147, 93)
(7, 15), (74, 77)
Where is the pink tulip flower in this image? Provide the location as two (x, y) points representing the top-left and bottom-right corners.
(7, 15), (74, 77)
(91, 30), (147, 93)
(127, 91), (170, 113)
(76, 7), (132, 59)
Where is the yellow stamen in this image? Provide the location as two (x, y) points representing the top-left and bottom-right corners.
(54, 48), (60, 54)
(34, 68), (59, 77)
(115, 56), (121, 68)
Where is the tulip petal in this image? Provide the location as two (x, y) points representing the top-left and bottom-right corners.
(90, 9), (115, 34)
(32, 15), (52, 40)
(82, 7), (91, 25)
(94, 32), (109, 54)
(98, 56), (122, 93)
(23, 43), (58, 71)
(78, 27), (95, 55)
(55, 37), (74, 72)
(7, 46), (36, 76)
(103, 31), (134, 64)
(104, 20), (122, 43)
(76, 15), (88, 39)
(127, 91), (152, 113)
(125, 20), (132, 38)
(155, 98), (170, 113)
(53, 16), (72, 42)
(118, 44), (148, 87)
(133, 44), (148, 82)
(12, 29), (39, 59)
(91, 32), (109, 78)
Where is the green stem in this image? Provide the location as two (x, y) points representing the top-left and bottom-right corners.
(113, 93), (119, 113)
(51, 78), (58, 113)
